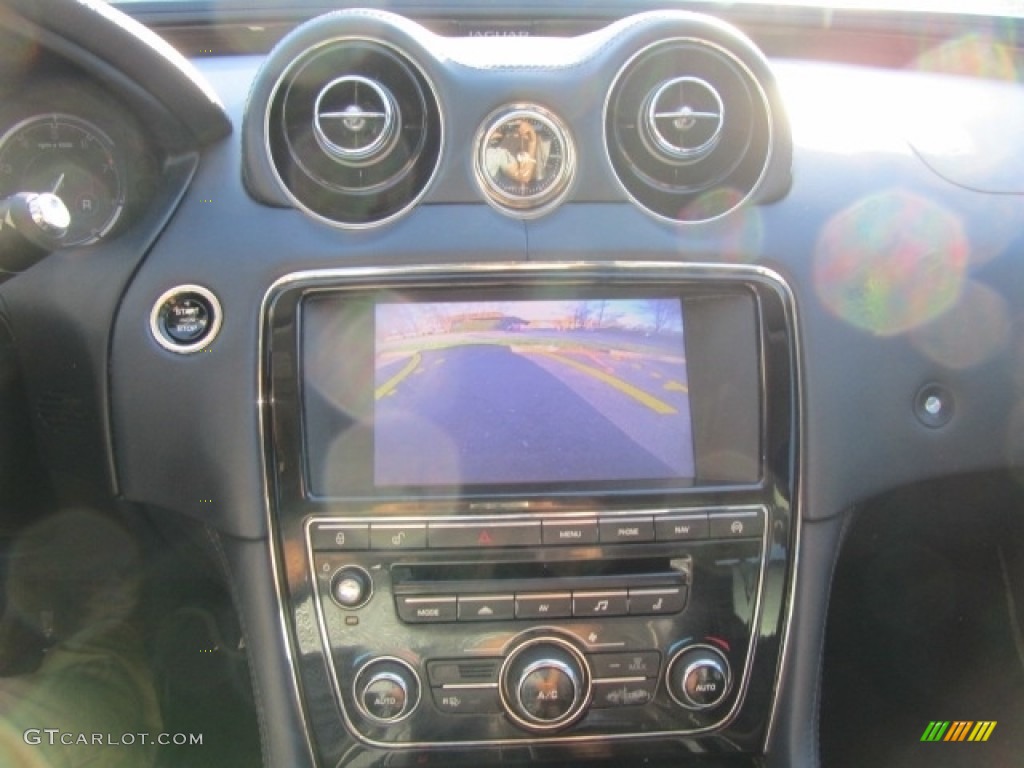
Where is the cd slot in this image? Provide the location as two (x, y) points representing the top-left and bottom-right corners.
(391, 557), (689, 592)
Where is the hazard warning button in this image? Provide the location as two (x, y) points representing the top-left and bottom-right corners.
(427, 521), (541, 549)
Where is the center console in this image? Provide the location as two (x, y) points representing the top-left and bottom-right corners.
(261, 263), (799, 766)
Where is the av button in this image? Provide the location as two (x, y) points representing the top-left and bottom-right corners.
(515, 593), (572, 619)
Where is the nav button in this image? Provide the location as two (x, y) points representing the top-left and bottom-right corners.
(655, 513), (709, 542)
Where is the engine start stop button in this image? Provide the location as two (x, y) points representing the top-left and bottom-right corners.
(150, 284), (222, 353)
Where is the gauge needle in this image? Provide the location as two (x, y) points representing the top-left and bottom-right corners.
(51, 173), (65, 195)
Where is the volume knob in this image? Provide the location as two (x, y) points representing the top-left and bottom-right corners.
(499, 636), (591, 733)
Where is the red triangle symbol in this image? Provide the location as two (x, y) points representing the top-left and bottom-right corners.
(478, 530), (493, 545)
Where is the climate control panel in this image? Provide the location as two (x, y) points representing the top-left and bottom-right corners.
(305, 506), (768, 749)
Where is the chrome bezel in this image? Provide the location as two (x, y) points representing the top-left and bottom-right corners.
(263, 36), (444, 230)
(642, 76), (725, 165)
(149, 284), (223, 355)
(602, 38), (774, 225)
(329, 564), (374, 610)
(473, 104), (576, 220)
(352, 656), (422, 725)
(261, 262), (803, 754)
(499, 635), (592, 732)
(665, 643), (732, 710)
(312, 75), (401, 166)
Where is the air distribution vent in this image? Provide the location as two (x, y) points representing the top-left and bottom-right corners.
(605, 39), (772, 223)
(266, 39), (442, 228)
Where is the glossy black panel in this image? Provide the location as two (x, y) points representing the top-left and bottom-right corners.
(261, 264), (798, 766)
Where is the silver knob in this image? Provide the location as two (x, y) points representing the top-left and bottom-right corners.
(27, 193), (71, 237)
(330, 566), (372, 609)
(499, 636), (591, 732)
(667, 645), (731, 710)
(353, 658), (420, 724)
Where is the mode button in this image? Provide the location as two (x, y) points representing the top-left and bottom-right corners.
(396, 596), (457, 623)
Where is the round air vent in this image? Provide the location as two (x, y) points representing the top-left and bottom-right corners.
(605, 39), (772, 223)
(266, 39), (442, 228)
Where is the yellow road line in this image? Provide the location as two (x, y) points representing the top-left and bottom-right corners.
(375, 352), (422, 400)
(664, 380), (689, 393)
(534, 351), (677, 415)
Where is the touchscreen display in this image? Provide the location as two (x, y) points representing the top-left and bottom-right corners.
(373, 299), (694, 487)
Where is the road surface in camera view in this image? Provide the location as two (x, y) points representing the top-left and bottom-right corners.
(373, 324), (694, 487)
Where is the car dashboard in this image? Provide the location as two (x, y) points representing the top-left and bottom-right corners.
(0, 1), (1022, 767)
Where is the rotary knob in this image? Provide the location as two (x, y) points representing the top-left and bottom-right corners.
(353, 658), (421, 724)
(330, 566), (372, 609)
(499, 637), (591, 733)
(667, 645), (731, 710)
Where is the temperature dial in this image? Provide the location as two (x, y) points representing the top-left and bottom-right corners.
(353, 658), (421, 724)
(499, 636), (591, 732)
(667, 645), (731, 710)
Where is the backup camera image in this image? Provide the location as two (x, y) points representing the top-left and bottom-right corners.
(373, 298), (694, 487)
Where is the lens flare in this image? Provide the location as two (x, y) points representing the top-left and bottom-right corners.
(678, 188), (765, 260)
(914, 33), (1018, 82)
(1006, 401), (1024, 486)
(814, 189), (968, 336)
(910, 281), (1010, 369)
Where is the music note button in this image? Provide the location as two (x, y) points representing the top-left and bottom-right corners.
(572, 590), (628, 617)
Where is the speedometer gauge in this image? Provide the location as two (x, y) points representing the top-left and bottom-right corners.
(0, 114), (125, 246)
